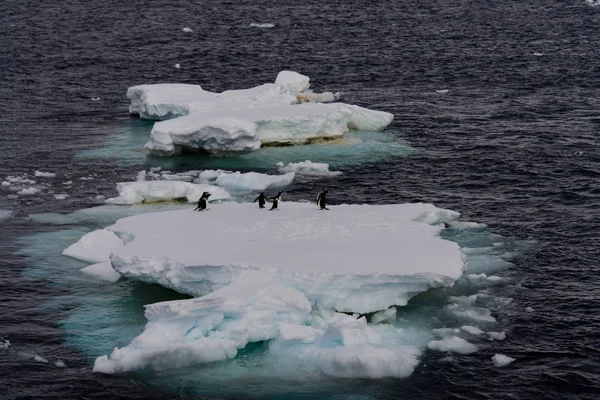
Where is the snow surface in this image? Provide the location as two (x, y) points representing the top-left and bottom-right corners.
(491, 353), (515, 367)
(80, 262), (121, 282)
(71, 202), (465, 313)
(105, 181), (231, 205)
(62, 229), (124, 263)
(276, 160), (342, 177)
(128, 71), (393, 156)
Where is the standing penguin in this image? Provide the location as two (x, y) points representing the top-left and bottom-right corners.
(269, 191), (283, 211)
(194, 191), (211, 211)
(317, 189), (329, 210)
(254, 192), (267, 209)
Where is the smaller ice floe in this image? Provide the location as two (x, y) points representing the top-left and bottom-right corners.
(533, 52), (543, 56)
(55, 360), (67, 368)
(91, 97), (101, 101)
(436, 89), (449, 94)
(105, 181), (231, 205)
(215, 171), (294, 191)
(54, 194), (69, 200)
(62, 229), (124, 263)
(465, 273), (505, 287)
(80, 262), (121, 283)
(525, 306), (534, 313)
(63, 181), (73, 185)
(460, 325), (484, 335)
(427, 336), (477, 354)
(449, 294), (513, 310)
(446, 220), (487, 230)
(0, 209), (12, 220)
(17, 187), (41, 196)
(35, 171), (56, 178)
(444, 303), (496, 324)
(249, 23), (275, 28)
(486, 331), (506, 341)
(34, 355), (49, 363)
(1, 340), (10, 349)
(491, 353), (515, 367)
(174, 63), (181, 69)
(276, 161), (342, 177)
(182, 27), (193, 32)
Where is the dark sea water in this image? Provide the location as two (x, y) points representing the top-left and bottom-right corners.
(1, 0), (600, 399)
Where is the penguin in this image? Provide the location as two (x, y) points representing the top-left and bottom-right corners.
(269, 191), (283, 211)
(254, 192), (267, 209)
(194, 192), (211, 211)
(317, 189), (329, 210)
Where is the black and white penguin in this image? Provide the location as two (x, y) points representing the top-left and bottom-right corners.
(254, 192), (267, 209)
(194, 191), (211, 211)
(269, 191), (283, 211)
(317, 189), (329, 210)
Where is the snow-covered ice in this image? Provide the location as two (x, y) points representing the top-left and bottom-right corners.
(487, 331), (506, 341)
(127, 71), (393, 156)
(214, 171), (294, 191)
(70, 202), (465, 313)
(491, 353), (515, 367)
(80, 262), (121, 282)
(460, 325), (484, 335)
(276, 160), (342, 177)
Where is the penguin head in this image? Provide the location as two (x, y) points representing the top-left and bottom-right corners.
(324, 188), (328, 193)
(206, 192), (212, 198)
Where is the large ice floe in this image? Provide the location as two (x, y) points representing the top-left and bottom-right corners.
(60, 202), (469, 377)
(128, 71), (393, 156)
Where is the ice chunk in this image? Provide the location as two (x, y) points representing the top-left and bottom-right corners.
(0, 340), (9, 349)
(460, 325), (484, 335)
(487, 331), (506, 341)
(340, 104), (394, 131)
(296, 91), (341, 103)
(249, 23), (275, 28)
(94, 270), (312, 374)
(274, 71), (310, 94)
(182, 27), (193, 32)
(127, 83), (212, 120)
(146, 117), (260, 156)
(34, 355), (49, 363)
(214, 171), (294, 191)
(371, 307), (396, 324)
(101, 202), (465, 313)
(62, 229), (124, 263)
(105, 181), (231, 205)
(427, 336), (477, 354)
(444, 303), (496, 324)
(276, 160), (342, 177)
(17, 187), (41, 195)
(491, 354), (515, 367)
(55, 360), (67, 368)
(35, 171), (56, 178)
(80, 262), (121, 282)
(525, 306), (534, 312)
(54, 194), (69, 200)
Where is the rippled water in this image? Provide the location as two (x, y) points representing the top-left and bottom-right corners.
(1, 0), (599, 399)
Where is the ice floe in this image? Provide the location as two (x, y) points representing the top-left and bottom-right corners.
(249, 23), (275, 28)
(427, 336), (477, 354)
(35, 171), (56, 178)
(491, 353), (515, 367)
(128, 71), (393, 156)
(62, 229), (124, 264)
(276, 160), (342, 177)
(105, 181), (231, 205)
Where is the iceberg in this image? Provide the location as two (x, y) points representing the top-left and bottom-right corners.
(128, 71), (394, 156)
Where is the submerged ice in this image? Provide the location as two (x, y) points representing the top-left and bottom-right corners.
(128, 71), (394, 156)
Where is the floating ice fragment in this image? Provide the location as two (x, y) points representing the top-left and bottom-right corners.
(215, 171), (294, 191)
(105, 181), (231, 204)
(0, 340), (10, 349)
(17, 187), (41, 195)
(525, 306), (534, 312)
(35, 171), (56, 178)
(34, 355), (49, 363)
(174, 63), (181, 69)
(249, 23), (275, 28)
(460, 325), (484, 335)
(276, 160), (342, 177)
(427, 336), (477, 354)
(55, 360), (67, 368)
(487, 331), (506, 341)
(54, 194), (69, 200)
(91, 97), (100, 101)
(436, 89), (449, 94)
(182, 27), (193, 32)
(533, 52), (543, 56)
(491, 353), (515, 367)
(63, 181), (73, 185)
